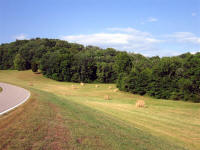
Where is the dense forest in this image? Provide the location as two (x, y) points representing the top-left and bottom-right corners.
(0, 38), (200, 102)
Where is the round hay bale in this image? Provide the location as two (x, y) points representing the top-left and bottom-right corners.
(80, 82), (84, 86)
(136, 100), (145, 108)
(108, 86), (112, 89)
(95, 85), (99, 88)
(113, 89), (118, 92)
(104, 95), (111, 100)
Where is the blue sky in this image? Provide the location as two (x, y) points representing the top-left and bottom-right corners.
(0, 0), (199, 56)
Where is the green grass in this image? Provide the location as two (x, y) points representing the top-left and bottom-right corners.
(0, 87), (2, 92)
(0, 70), (200, 150)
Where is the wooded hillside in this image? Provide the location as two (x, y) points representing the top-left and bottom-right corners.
(0, 38), (199, 102)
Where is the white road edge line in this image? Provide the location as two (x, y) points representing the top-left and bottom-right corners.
(0, 87), (31, 116)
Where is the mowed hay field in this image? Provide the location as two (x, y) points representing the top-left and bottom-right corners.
(0, 70), (200, 150)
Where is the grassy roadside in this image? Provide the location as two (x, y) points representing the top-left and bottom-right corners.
(0, 70), (199, 150)
(0, 87), (2, 92)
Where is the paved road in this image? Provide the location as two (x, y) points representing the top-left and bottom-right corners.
(0, 83), (30, 115)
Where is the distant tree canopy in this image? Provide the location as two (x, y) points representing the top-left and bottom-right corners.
(0, 38), (199, 102)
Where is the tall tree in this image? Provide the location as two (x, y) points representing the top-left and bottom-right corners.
(14, 53), (26, 70)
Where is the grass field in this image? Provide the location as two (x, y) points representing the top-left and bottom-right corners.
(0, 87), (2, 92)
(0, 70), (200, 150)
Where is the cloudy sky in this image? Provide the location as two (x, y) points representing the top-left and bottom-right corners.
(0, 0), (199, 56)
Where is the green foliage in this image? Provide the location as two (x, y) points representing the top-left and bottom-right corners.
(72, 50), (97, 83)
(14, 53), (26, 70)
(31, 62), (38, 72)
(117, 54), (200, 102)
(96, 62), (116, 83)
(115, 52), (132, 74)
(0, 38), (200, 102)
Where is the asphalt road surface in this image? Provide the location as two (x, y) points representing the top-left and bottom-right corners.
(0, 83), (30, 115)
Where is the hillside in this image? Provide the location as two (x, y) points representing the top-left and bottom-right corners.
(0, 38), (200, 102)
(0, 70), (200, 150)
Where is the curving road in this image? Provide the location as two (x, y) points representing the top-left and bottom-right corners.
(0, 83), (30, 115)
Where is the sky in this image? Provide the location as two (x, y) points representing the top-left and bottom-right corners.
(0, 0), (200, 56)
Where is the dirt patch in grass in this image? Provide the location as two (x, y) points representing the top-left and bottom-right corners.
(29, 82), (34, 86)
(43, 103), (72, 150)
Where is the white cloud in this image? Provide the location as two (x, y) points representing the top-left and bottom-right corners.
(191, 51), (200, 54)
(15, 34), (27, 40)
(107, 27), (151, 36)
(166, 32), (200, 44)
(61, 27), (161, 52)
(147, 17), (158, 22)
(192, 12), (197, 16)
(64, 33), (131, 45)
(106, 27), (137, 33)
(60, 27), (200, 57)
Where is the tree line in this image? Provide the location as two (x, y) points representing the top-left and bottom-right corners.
(0, 38), (199, 102)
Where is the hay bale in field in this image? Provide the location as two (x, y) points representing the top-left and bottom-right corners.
(136, 100), (145, 108)
(113, 89), (118, 92)
(95, 85), (99, 88)
(80, 82), (84, 86)
(108, 86), (112, 89)
(104, 95), (111, 100)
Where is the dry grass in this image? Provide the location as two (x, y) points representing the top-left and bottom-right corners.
(0, 92), (71, 150)
(135, 100), (145, 108)
(80, 82), (84, 86)
(71, 85), (78, 89)
(108, 86), (112, 89)
(1, 70), (200, 150)
(95, 85), (99, 88)
(29, 82), (34, 86)
(104, 95), (111, 100)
